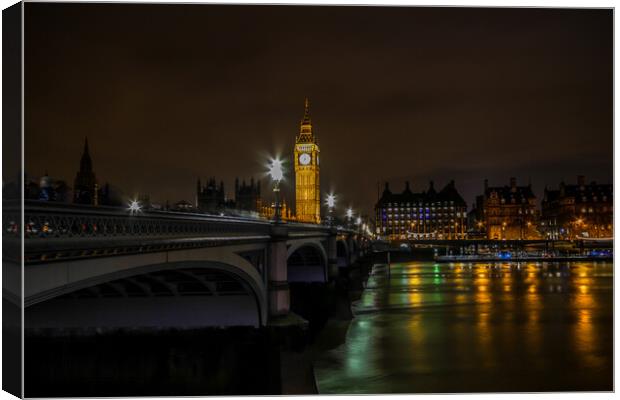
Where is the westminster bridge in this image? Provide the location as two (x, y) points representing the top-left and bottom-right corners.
(3, 200), (368, 330)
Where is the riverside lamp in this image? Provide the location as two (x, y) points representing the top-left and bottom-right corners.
(127, 199), (142, 215)
(268, 158), (284, 222)
(325, 193), (336, 227)
(346, 207), (353, 229)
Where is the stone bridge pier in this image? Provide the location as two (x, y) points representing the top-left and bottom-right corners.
(267, 223), (353, 320)
(268, 224), (290, 317)
(327, 228), (339, 280)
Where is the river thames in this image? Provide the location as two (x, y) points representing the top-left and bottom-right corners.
(315, 260), (613, 393)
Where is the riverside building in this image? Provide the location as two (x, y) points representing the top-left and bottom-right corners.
(375, 180), (467, 240)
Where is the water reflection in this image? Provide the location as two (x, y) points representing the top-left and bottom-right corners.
(316, 261), (613, 394)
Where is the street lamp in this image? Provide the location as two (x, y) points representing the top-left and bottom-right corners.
(325, 193), (336, 227)
(268, 157), (284, 222)
(127, 199), (142, 215)
(346, 207), (353, 228)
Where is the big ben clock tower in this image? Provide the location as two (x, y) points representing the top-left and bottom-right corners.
(294, 98), (321, 224)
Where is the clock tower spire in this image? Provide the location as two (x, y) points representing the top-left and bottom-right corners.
(298, 97), (313, 141)
(294, 98), (321, 224)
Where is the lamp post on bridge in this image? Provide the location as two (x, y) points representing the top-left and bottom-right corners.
(324, 192), (340, 280)
(325, 193), (336, 227)
(127, 199), (142, 215)
(268, 158), (284, 223)
(346, 207), (353, 229)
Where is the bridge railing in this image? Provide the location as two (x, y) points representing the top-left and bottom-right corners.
(4, 201), (362, 264)
(5, 200), (358, 240)
(6, 200), (273, 241)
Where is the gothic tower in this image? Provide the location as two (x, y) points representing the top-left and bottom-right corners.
(294, 98), (321, 224)
(73, 137), (99, 205)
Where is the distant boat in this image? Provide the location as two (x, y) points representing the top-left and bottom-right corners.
(581, 237), (613, 242)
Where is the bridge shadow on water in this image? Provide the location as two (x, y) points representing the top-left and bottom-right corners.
(25, 327), (283, 397)
(24, 267), (370, 397)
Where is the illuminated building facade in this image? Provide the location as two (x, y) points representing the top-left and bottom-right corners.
(259, 198), (294, 221)
(173, 200), (194, 211)
(375, 180), (467, 239)
(73, 137), (99, 205)
(467, 196), (488, 238)
(479, 177), (539, 240)
(541, 175), (613, 239)
(294, 98), (321, 224)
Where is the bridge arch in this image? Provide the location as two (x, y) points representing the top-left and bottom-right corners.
(286, 240), (329, 283)
(25, 252), (268, 329)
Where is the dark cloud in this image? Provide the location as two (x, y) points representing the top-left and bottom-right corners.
(25, 4), (612, 215)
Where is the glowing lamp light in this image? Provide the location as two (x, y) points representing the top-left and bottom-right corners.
(268, 158), (284, 182)
(127, 199), (142, 214)
(356, 217), (362, 225)
(325, 193), (336, 208)
(346, 208), (353, 219)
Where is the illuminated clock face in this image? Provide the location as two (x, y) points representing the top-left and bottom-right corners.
(299, 153), (311, 165)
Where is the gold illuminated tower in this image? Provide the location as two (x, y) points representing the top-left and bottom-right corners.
(294, 98), (321, 224)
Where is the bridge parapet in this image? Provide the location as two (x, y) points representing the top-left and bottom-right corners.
(10, 201), (361, 266)
(12, 200), (271, 240)
(12, 201), (357, 241)
(11, 201), (275, 264)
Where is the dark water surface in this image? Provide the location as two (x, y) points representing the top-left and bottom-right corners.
(314, 261), (613, 393)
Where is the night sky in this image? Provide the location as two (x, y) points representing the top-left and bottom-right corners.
(25, 4), (613, 216)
